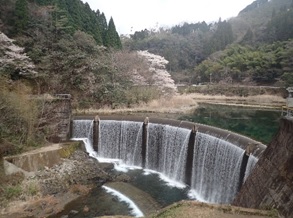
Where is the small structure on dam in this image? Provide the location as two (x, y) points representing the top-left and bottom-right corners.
(282, 87), (293, 117)
(71, 115), (265, 205)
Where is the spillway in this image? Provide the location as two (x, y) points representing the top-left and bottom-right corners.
(71, 117), (263, 205)
(189, 132), (244, 203)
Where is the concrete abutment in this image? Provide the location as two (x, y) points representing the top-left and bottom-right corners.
(233, 117), (293, 218)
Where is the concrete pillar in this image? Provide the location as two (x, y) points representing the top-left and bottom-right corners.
(238, 143), (259, 192)
(69, 120), (73, 139)
(142, 117), (149, 168)
(185, 125), (197, 186)
(93, 115), (100, 152)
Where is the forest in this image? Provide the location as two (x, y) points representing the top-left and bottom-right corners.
(125, 0), (293, 86)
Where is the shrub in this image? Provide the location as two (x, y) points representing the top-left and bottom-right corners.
(3, 185), (22, 199)
(126, 86), (161, 105)
(0, 77), (41, 153)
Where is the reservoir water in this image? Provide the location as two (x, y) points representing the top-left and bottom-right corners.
(179, 104), (280, 144)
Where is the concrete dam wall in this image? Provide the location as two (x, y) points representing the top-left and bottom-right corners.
(71, 115), (266, 204)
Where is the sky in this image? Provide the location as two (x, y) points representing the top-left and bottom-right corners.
(81, 0), (255, 35)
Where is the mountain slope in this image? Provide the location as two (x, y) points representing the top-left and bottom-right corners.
(0, 0), (121, 48)
(231, 0), (293, 42)
(124, 0), (293, 86)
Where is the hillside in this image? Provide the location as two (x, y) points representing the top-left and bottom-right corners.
(231, 0), (293, 42)
(125, 0), (293, 86)
(0, 0), (121, 48)
(0, 0), (177, 105)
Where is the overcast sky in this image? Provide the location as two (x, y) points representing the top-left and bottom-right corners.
(81, 0), (255, 35)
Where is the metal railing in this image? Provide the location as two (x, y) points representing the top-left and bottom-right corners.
(282, 106), (293, 117)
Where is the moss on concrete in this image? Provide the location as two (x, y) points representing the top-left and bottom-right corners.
(58, 142), (81, 158)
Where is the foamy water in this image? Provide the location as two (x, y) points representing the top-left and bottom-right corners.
(102, 186), (144, 217)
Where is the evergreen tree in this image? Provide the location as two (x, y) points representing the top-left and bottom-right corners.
(266, 8), (293, 41)
(52, 6), (72, 39)
(98, 12), (108, 43)
(241, 28), (254, 44)
(14, 0), (29, 34)
(104, 17), (122, 49)
(204, 20), (234, 55)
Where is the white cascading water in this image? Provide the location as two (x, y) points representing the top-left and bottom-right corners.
(244, 155), (258, 182)
(189, 132), (244, 204)
(72, 120), (93, 141)
(71, 120), (98, 158)
(98, 120), (121, 159)
(102, 186), (144, 217)
(98, 120), (143, 166)
(71, 120), (257, 206)
(146, 123), (191, 183)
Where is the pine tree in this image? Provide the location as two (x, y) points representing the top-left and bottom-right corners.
(14, 0), (29, 34)
(104, 17), (121, 49)
(98, 12), (108, 44)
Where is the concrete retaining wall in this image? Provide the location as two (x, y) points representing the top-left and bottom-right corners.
(4, 144), (63, 172)
(41, 95), (71, 142)
(233, 117), (293, 218)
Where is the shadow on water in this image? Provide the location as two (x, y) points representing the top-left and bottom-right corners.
(125, 169), (190, 207)
(179, 103), (281, 144)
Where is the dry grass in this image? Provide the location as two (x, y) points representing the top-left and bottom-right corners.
(246, 95), (285, 104)
(74, 94), (198, 115)
(74, 93), (285, 115)
(188, 93), (285, 107)
(143, 94), (198, 112)
(153, 201), (277, 218)
(21, 180), (41, 197)
(187, 93), (284, 102)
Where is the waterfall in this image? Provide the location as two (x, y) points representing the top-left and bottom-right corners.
(98, 120), (143, 166)
(71, 119), (257, 205)
(146, 123), (191, 183)
(71, 120), (97, 157)
(244, 155), (258, 182)
(190, 132), (244, 204)
(72, 120), (93, 141)
(98, 120), (121, 159)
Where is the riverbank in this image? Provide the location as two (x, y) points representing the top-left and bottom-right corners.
(0, 146), (116, 218)
(74, 93), (285, 115)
